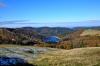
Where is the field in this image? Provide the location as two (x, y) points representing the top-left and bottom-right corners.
(0, 44), (100, 66)
(34, 47), (100, 66)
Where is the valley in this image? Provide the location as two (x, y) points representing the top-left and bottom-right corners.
(0, 27), (100, 66)
(0, 0), (100, 66)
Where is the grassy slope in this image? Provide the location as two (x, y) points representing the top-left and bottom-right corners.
(33, 47), (100, 66)
(80, 29), (100, 36)
(0, 45), (100, 66)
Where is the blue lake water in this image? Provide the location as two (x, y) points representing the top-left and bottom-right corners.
(43, 36), (61, 43)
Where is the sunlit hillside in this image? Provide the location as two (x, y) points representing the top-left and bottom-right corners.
(80, 29), (100, 36)
(34, 47), (100, 66)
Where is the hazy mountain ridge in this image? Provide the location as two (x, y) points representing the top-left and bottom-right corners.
(20, 27), (73, 37)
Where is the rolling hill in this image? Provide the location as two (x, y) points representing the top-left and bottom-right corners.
(1, 45), (100, 66)
(33, 47), (100, 66)
(0, 28), (44, 45)
(0, 27), (73, 45)
(0, 27), (100, 48)
(18, 27), (73, 38)
(57, 29), (100, 49)
(80, 29), (100, 36)
(0, 28), (19, 44)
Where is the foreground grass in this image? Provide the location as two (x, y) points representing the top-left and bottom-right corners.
(0, 44), (100, 66)
(33, 47), (100, 66)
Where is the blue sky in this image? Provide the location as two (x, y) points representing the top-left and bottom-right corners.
(0, 0), (100, 27)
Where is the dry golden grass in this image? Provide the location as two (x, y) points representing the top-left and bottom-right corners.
(80, 29), (100, 36)
(0, 44), (19, 47)
(1, 44), (100, 66)
(33, 47), (100, 66)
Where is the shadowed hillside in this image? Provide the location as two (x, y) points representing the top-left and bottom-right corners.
(0, 28), (44, 45)
(0, 56), (34, 66)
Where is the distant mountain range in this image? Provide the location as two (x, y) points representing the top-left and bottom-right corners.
(1, 26), (100, 36)
(18, 27), (73, 37)
(73, 26), (100, 30)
